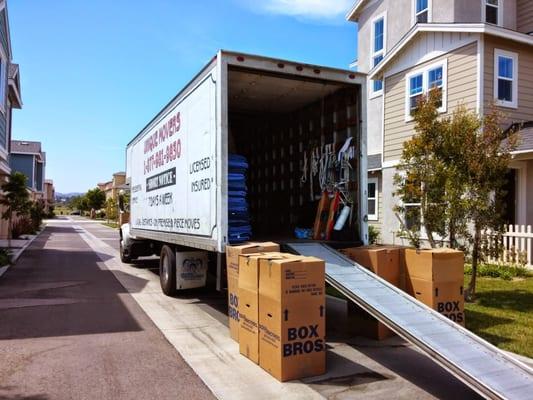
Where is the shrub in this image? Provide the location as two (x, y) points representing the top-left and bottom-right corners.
(0, 248), (10, 266)
(369, 225), (380, 244)
(464, 262), (531, 280)
(12, 217), (35, 238)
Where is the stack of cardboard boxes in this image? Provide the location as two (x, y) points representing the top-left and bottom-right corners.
(404, 248), (465, 326)
(226, 243), (326, 382)
(342, 246), (465, 335)
(226, 242), (280, 341)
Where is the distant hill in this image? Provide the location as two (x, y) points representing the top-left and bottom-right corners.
(55, 192), (83, 200)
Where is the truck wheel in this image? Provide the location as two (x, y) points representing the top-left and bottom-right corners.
(120, 239), (132, 263)
(160, 245), (177, 296)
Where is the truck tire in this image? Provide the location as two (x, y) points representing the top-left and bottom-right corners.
(120, 239), (132, 263)
(160, 245), (177, 296)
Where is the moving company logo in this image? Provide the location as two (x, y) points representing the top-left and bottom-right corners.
(180, 258), (206, 281)
(283, 324), (325, 357)
(146, 167), (177, 192)
(438, 301), (464, 323)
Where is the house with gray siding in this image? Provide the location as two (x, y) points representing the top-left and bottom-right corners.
(347, 0), (533, 244)
(10, 140), (46, 197)
(0, 0), (22, 239)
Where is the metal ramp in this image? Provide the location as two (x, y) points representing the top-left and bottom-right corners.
(285, 243), (533, 400)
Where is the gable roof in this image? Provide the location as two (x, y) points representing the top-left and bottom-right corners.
(503, 121), (533, 154)
(11, 140), (42, 155)
(346, 0), (370, 21)
(369, 23), (533, 80)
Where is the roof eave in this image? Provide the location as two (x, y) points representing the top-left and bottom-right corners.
(368, 23), (533, 80)
(8, 79), (22, 108)
(346, 0), (365, 21)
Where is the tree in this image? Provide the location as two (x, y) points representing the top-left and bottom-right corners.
(105, 197), (118, 222)
(69, 195), (89, 212)
(0, 172), (31, 248)
(85, 188), (106, 211)
(461, 109), (517, 301)
(394, 90), (449, 248)
(394, 94), (517, 301)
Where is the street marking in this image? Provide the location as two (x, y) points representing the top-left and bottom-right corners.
(73, 223), (323, 400)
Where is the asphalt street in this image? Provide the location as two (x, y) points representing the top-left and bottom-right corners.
(0, 217), (215, 400)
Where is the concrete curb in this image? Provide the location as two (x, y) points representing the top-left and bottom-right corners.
(0, 226), (45, 279)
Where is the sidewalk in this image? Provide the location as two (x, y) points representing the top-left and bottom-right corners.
(0, 230), (42, 279)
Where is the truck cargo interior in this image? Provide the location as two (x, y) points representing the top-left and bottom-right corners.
(227, 67), (363, 245)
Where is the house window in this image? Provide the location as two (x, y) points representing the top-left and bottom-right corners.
(415, 0), (429, 23)
(428, 66), (443, 107)
(371, 13), (386, 96)
(409, 74), (423, 114)
(494, 49), (518, 108)
(405, 60), (447, 120)
(368, 178), (378, 220)
(484, 0), (500, 25)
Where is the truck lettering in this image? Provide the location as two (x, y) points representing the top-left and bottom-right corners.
(190, 157), (211, 174)
(191, 178), (211, 192)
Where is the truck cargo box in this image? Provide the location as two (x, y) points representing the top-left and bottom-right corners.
(125, 51), (368, 253)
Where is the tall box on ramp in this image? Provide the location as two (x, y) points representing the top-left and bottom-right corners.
(226, 242), (279, 341)
(259, 256), (326, 382)
(341, 246), (400, 340)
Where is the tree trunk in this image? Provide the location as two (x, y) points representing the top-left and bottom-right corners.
(466, 225), (481, 302)
(449, 219), (456, 249)
(7, 213), (12, 255)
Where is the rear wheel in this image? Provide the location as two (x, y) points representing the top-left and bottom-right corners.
(160, 245), (176, 296)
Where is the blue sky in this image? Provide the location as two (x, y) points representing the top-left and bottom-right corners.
(10, 0), (357, 193)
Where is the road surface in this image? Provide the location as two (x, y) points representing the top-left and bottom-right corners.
(0, 217), (215, 400)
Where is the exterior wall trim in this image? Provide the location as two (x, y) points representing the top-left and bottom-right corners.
(477, 37), (484, 115)
(369, 23), (533, 79)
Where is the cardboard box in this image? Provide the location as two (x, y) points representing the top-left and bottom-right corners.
(341, 246), (400, 286)
(259, 255), (326, 382)
(404, 248), (464, 283)
(341, 246), (400, 340)
(226, 242), (279, 341)
(238, 252), (288, 363)
(346, 302), (395, 340)
(407, 277), (465, 326)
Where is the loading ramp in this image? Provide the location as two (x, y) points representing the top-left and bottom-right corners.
(285, 243), (533, 400)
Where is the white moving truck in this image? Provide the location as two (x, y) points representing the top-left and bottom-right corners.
(120, 51), (367, 295)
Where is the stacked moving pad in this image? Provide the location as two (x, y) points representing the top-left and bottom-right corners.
(228, 154), (252, 243)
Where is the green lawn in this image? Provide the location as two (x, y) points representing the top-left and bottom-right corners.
(464, 276), (533, 358)
(101, 221), (119, 229)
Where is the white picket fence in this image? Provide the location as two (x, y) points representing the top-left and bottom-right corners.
(486, 225), (533, 267)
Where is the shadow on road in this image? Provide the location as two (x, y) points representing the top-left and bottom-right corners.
(0, 226), (147, 340)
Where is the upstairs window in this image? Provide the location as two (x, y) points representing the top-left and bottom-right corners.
(405, 60), (447, 121)
(415, 0), (429, 23)
(428, 66), (443, 108)
(485, 0), (500, 25)
(494, 49), (518, 108)
(409, 74), (424, 114)
(371, 13), (386, 95)
(368, 178), (378, 220)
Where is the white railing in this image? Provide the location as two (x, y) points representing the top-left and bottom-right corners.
(487, 225), (532, 267)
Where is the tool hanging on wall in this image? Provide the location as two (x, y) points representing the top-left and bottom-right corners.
(325, 190), (341, 240)
(313, 190), (330, 240)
